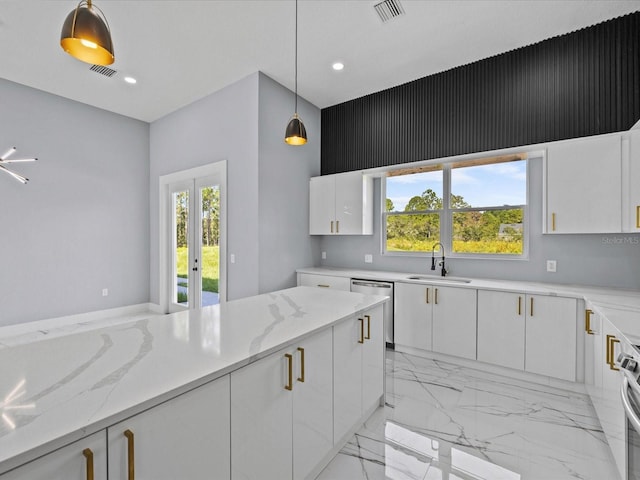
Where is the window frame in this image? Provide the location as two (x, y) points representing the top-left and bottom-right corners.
(381, 156), (530, 260)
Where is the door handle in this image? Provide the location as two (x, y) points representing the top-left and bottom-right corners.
(82, 449), (94, 480)
(358, 318), (364, 344)
(517, 296), (522, 315)
(606, 335), (620, 371)
(285, 353), (293, 390)
(365, 315), (371, 340)
(297, 347), (305, 382)
(124, 429), (135, 480)
(585, 309), (594, 335)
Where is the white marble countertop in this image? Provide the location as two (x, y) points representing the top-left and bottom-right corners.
(297, 266), (640, 342)
(0, 286), (388, 474)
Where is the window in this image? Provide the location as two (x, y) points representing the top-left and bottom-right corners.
(384, 154), (527, 257)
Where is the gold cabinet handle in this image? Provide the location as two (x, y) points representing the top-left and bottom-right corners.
(517, 296), (522, 315)
(434, 288), (438, 305)
(83, 449), (94, 480)
(285, 353), (293, 390)
(336, 220), (340, 233)
(530, 297), (534, 317)
(365, 315), (371, 340)
(297, 347), (305, 382)
(124, 429), (135, 480)
(330, 220), (334, 233)
(425, 288), (429, 304)
(552, 212), (556, 231)
(636, 206), (640, 228)
(358, 318), (364, 344)
(317, 284), (330, 288)
(606, 335), (620, 371)
(585, 309), (594, 335)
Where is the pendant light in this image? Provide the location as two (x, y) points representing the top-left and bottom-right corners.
(60, 0), (114, 66)
(284, 0), (307, 146)
(0, 147), (37, 184)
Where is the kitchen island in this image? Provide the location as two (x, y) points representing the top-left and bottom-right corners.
(0, 286), (387, 479)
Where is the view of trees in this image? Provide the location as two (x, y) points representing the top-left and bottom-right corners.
(386, 188), (523, 254)
(174, 186), (220, 248)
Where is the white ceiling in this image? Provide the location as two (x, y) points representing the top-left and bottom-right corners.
(1, 1), (639, 123)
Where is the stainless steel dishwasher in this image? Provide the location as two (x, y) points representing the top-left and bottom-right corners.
(350, 279), (394, 349)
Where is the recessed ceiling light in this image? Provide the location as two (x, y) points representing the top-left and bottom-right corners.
(332, 62), (344, 71)
(124, 76), (137, 84)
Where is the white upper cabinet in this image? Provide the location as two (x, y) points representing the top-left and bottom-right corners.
(625, 129), (640, 232)
(309, 172), (373, 235)
(545, 133), (622, 233)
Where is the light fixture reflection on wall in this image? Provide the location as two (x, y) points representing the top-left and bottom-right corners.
(60, 0), (114, 66)
(284, 0), (307, 146)
(0, 147), (37, 184)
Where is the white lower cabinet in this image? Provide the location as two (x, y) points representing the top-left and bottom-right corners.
(334, 305), (384, 445)
(108, 375), (231, 480)
(394, 283), (476, 360)
(231, 328), (333, 480)
(525, 295), (577, 381)
(0, 432), (107, 480)
(476, 291), (577, 381)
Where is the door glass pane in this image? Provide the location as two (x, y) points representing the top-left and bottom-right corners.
(200, 185), (220, 307)
(173, 190), (189, 307)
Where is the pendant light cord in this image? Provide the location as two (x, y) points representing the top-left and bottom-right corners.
(294, 0), (298, 114)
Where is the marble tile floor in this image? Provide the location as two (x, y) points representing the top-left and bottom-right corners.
(317, 350), (620, 480)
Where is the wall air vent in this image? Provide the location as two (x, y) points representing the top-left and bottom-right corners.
(89, 64), (117, 78)
(374, 0), (405, 23)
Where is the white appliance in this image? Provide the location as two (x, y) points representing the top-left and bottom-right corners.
(620, 347), (640, 479)
(350, 279), (394, 348)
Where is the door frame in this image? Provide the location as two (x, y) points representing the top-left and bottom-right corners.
(159, 161), (227, 313)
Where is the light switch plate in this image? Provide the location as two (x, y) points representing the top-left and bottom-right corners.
(546, 260), (557, 272)
(322, 251), (327, 259)
(364, 254), (373, 263)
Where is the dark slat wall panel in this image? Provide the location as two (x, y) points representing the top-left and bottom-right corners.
(321, 12), (640, 175)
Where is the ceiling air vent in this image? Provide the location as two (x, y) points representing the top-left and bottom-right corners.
(374, 0), (405, 23)
(89, 64), (117, 78)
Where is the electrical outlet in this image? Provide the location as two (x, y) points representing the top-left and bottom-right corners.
(321, 251), (327, 260)
(364, 254), (373, 263)
(102, 288), (108, 297)
(230, 254), (236, 264)
(546, 260), (557, 272)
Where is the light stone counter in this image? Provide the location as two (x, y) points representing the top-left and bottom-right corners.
(0, 286), (388, 474)
(297, 266), (640, 344)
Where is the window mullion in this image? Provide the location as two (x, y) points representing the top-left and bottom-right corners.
(442, 165), (452, 255)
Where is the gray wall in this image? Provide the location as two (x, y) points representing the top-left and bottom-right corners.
(0, 79), (150, 326)
(319, 158), (640, 290)
(149, 72), (320, 304)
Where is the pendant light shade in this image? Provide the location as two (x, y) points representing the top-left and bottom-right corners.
(285, 0), (307, 146)
(60, 0), (114, 66)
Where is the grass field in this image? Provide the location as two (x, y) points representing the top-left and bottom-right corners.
(387, 239), (522, 254)
(176, 246), (219, 293)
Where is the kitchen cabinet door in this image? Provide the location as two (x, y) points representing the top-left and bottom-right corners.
(626, 129), (640, 232)
(333, 315), (363, 445)
(0, 431), (106, 480)
(309, 175), (335, 235)
(524, 295), (577, 381)
(362, 305), (385, 413)
(292, 328), (334, 480)
(394, 282), (432, 351)
(545, 134), (622, 233)
(309, 172), (373, 235)
(477, 290), (525, 370)
(108, 375), (230, 480)
(599, 317), (626, 480)
(432, 286), (477, 360)
(297, 272), (350, 290)
(231, 351), (293, 480)
(583, 305), (602, 399)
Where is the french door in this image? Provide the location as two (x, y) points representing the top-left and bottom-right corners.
(161, 162), (226, 314)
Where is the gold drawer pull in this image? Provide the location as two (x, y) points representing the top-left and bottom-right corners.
(124, 429), (135, 480)
(317, 284), (330, 288)
(358, 318), (364, 344)
(606, 335), (620, 371)
(552, 213), (556, 231)
(636, 206), (640, 228)
(517, 296), (522, 315)
(297, 347), (305, 382)
(530, 297), (534, 316)
(365, 315), (371, 340)
(330, 220), (334, 233)
(425, 288), (429, 304)
(434, 288), (438, 305)
(285, 353), (293, 390)
(585, 309), (594, 335)
(336, 220), (340, 233)
(83, 449), (94, 480)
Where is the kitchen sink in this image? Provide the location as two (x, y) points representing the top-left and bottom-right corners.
(406, 276), (472, 283)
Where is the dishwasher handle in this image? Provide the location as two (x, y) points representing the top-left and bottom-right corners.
(622, 376), (640, 435)
(351, 280), (392, 289)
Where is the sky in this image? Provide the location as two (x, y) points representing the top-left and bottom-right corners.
(386, 160), (527, 211)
